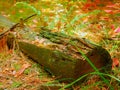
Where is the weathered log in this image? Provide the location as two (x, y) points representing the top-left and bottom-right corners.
(18, 41), (77, 81)
(18, 40), (112, 82)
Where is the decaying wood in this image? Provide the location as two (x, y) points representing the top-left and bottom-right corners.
(18, 30), (112, 82)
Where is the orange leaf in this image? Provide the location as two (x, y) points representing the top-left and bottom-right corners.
(112, 58), (119, 69)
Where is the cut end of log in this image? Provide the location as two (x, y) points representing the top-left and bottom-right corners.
(75, 46), (112, 78)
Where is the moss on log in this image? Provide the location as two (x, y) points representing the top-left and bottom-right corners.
(18, 41), (77, 81)
(18, 41), (112, 82)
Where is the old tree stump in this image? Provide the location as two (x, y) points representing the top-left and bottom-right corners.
(0, 15), (112, 83)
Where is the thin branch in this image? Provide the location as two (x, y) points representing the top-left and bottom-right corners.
(0, 14), (37, 37)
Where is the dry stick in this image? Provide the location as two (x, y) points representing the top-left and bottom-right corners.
(0, 14), (37, 38)
(71, 37), (94, 49)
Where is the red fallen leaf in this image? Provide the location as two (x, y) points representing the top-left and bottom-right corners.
(14, 63), (31, 77)
(83, 3), (96, 9)
(109, 27), (120, 37)
(112, 58), (119, 69)
(111, 25), (115, 30)
(84, 3), (92, 9)
(114, 27), (120, 33)
(104, 10), (113, 14)
(97, 25), (102, 29)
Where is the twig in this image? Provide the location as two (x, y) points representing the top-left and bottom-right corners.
(0, 14), (37, 37)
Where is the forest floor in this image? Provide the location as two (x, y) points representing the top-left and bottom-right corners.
(0, 0), (120, 90)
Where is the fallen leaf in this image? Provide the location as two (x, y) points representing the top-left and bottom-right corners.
(114, 27), (120, 33)
(14, 63), (31, 77)
(111, 25), (115, 30)
(104, 10), (113, 14)
(109, 27), (120, 38)
(112, 58), (119, 69)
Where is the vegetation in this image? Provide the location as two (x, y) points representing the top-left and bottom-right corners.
(0, 0), (120, 90)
